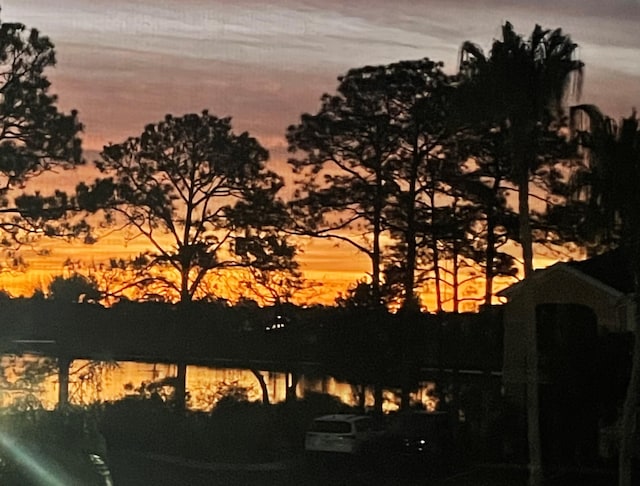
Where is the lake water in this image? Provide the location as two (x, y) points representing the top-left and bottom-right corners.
(0, 355), (437, 412)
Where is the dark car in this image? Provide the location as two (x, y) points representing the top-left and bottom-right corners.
(363, 411), (454, 473)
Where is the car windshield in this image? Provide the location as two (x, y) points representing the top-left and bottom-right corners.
(310, 420), (352, 434)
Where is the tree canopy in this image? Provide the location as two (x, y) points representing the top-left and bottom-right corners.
(78, 111), (294, 303)
(287, 59), (454, 309)
(456, 22), (584, 277)
(47, 274), (101, 303)
(0, 14), (84, 253)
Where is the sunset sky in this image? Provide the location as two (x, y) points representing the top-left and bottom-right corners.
(0, 0), (639, 300)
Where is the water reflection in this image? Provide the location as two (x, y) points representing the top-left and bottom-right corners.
(0, 355), (436, 412)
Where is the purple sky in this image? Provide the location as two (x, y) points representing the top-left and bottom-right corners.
(3, 0), (639, 156)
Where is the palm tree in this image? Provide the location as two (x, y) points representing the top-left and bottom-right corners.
(572, 106), (640, 486)
(458, 22), (583, 276)
(456, 22), (583, 486)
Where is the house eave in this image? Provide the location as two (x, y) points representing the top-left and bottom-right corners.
(497, 262), (627, 301)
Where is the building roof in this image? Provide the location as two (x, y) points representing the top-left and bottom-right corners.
(566, 249), (635, 294)
(498, 249), (634, 299)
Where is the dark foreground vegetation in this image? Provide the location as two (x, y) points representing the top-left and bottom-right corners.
(1, 393), (361, 484)
(1, 390), (630, 486)
(100, 392), (354, 464)
(0, 409), (111, 485)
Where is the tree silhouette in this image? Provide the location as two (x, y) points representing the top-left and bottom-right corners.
(457, 22), (583, 278)
(456, 22), (583, 485)
(335, 280), (380, 310)
(567, 104), (623, 251)
(228, 265), (321, 307)
(287, 64), (399, 307)
(571, 107), (640, 486)
(0, 14), (84, 253)
(452, 122), (520, 307)
(288, 59), (452, 311)
(79, 111), (291, 303)
(79, 110), (294, 410)
(289, 59), (458, 411)
(47, 274), (101, 303)
(380, 60), (453, 312)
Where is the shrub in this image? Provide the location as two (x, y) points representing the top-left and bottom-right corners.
(97, 391), (355, 462)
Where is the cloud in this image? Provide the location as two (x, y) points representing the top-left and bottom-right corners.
(3, 0), (639, 143)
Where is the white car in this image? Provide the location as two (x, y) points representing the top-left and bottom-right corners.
(304, 414), (375, 455)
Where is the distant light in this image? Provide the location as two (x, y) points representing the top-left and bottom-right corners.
(265, 318), (286, 332)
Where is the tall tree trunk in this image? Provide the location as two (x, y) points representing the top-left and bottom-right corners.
(372, 166), (384, 306)
(519, 170), (535, 278)
(175, 290), (192, 413)
(484, 174), (502, 306)
(57, 356), (71, 410)
(357, 384), (367, 412)
(399, 140), (421, 411)
(516, 134), (542, 486)
(402, 138), (420, 311)
(175, 361), (187, 412)
(430, 189), (443, 312)
(452, 234), (460, 313)
(373, 383), (383, 415)
(369, 164), (385, 413)
(484, 211), (496, 306)
(286, 372), (299, 402)
(251, 369), (271, 405)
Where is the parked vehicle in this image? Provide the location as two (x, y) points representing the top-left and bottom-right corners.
(304, 414), (378, 455)
(362, 411), (453, 472)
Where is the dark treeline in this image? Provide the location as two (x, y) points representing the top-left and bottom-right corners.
(0, 299), (504, 378)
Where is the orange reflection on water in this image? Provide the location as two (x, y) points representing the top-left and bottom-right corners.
(1, 357), (437, 413)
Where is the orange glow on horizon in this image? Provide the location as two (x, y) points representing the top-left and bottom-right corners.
(0, 155), (560, 308)
(0, 231), (553, 310)
(0, 234), (373, 306)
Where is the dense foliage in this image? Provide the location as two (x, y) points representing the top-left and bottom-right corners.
(0, 15), (86, 258)
(77, 111), (295, 303)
